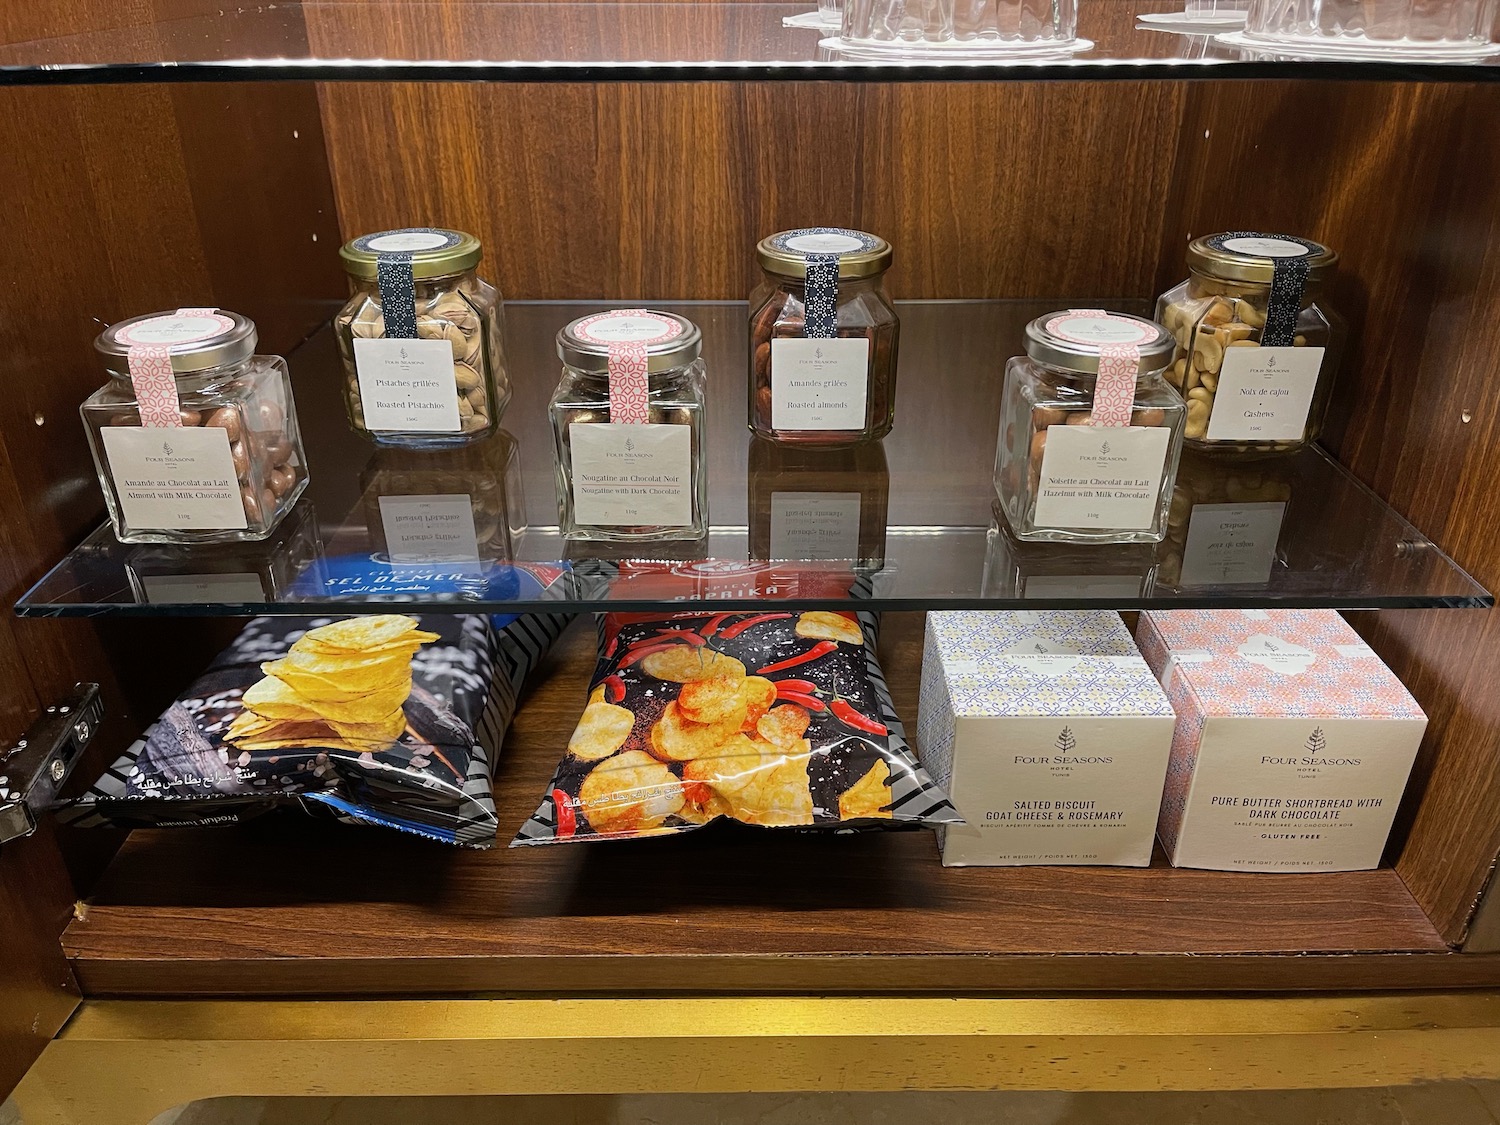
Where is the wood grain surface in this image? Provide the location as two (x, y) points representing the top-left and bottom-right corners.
(65, 612), (1486, 998)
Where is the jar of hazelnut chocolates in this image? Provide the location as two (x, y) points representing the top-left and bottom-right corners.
(550, 310), (709, 542)
(749, 227), (899, 445)
(995, 310), (1185, 545)
(1156, 232), (1343, 454)
(335, 227), (510, 447)
(81, 308), (308, 544)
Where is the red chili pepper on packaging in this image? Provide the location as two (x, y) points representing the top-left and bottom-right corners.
(831, 699), (887, 736)
(604, 634), (620, 659)
(773, 679), (819, 696)
(603, 675), (626, 703)
(553, 789), (576, 838)
(775, 690), (826, 712)
(719, 612), (793, 640)
(619, 642), (690, 668)
(701, 613), (733, 638)
(756, 640), (837, 675)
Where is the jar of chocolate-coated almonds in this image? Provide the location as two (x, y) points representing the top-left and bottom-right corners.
(82, 308), (309, 544)
(749, 228), (899, 445)
(335, 227), (510, 447)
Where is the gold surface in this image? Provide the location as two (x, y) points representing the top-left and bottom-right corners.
(14, 993), (1500, 1125)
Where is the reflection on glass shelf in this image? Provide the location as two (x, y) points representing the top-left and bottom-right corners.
(15, 300), (1490, 616)
(0, 1), (1495, 81)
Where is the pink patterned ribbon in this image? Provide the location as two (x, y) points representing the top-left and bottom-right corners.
(123, 307), (225, 429)
(1057, 309), (1141, 429)
(572, 309), (682, 426)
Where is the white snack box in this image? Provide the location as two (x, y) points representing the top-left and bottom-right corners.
(1136, 609), (1428, 873)
(916, 611), (1176, 867)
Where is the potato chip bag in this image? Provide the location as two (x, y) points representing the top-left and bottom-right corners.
(514, 611), (959, 844)
(63, 613), (567, 846)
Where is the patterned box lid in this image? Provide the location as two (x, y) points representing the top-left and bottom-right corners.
(924, 611), (1174, 719)
(1137, 609), (1425, 720)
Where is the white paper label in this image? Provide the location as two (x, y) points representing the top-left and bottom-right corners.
(138, 572), (264, 603)
(1221, 236), (1310, 257)
(100, 426), (248, 531)
(1161, 649), (1214, 691)
(939, 714), (1176, 867)
(1033, 425), (1171, 530)
(770, 338), (870, 431)
(1236, 633), (1317, 676)
(769, 491), (861, 560)
(1334, 643), (1379, 660)
(352, 338), (460, 433)
(366, 231), (450, 252)
(569, 423), (692, 527)
(1022, 573), (1147, 600)
(784, 232), (865, 254)
(1207, 347), (1325, 442)
(117, 312), (232, 346)
(379, 495), (480, 563)
(1178, 501), (1286, 587)
(1172, 715), (1426, 872)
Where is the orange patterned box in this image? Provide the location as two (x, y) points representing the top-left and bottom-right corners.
(1136, 609), (1427, 873)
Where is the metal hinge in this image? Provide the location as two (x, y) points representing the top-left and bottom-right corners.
(0, 683), (102, 844)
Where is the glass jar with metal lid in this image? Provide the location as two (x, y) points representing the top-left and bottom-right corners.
(334, 227), (510, 448)
(550, 309), (709, 542)
(1156, 232), (1344, 455)
(995, 309), (1186, 545)
(749, 227), (899, 445)
(80, 307), (309, 544)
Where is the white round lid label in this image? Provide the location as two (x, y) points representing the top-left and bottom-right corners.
(573, 310), (683, 345)
(1046, 313), (1157, 347)
(784, 232), (866, 254)
(118, 312), (234, 347)
(1221, 236), (1311, 258)
(365, 231), (452, 252)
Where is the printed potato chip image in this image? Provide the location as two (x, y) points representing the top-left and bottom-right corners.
(514, 611), (960, 845)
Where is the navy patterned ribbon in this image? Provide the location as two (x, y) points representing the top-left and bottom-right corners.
(1206, 232), (1320, 348)
(804, 254), (840, 339)
(376, 255), (418, 339)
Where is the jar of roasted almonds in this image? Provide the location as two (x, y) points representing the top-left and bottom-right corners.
(550, 310), (709, 542)
(995, 310), (1185, 545)
(1156, 232), (1343, 454)
(749, 228), (899, 445)
(81, 308), (309, 544)
(335, 227), (510, 447)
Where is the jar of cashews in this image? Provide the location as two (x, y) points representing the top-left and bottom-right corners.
(335, 227), (510, 447)
(1156, 232), (1343, 455)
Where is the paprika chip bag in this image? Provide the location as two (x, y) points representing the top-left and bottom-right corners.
(514, 610), (959, 844)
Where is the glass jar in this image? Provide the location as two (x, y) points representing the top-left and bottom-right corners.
(1156, 232), (1344, 455)
(334, 227), (510, 448)
(81, 308), (309, 544)
(125, 501), (320, 605)
(749, 227), (898, 446)
(995, 310), (1186, 545)
(747, 436), (889, 567)
(839, 0), (1079, 52)
(360, 431), (525, 564)
(1244, 0), (1497, 53)
(550, 310), (709, 542)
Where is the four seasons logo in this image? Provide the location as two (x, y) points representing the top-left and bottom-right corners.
(1305, 726), (1327, 755)
(1100, 441), (1112, 455)
(1055, 726), (1077, 753)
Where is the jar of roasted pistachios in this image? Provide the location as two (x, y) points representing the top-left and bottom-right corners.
(1156, 233), (1343, 455)
(81, 308), (309, 544)
(550, 310), (709, 542)
(335, 227), (510, 447)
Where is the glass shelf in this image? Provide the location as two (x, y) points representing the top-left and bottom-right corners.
(1, 1), (1497, 84)
(15, 299), (1490, 616)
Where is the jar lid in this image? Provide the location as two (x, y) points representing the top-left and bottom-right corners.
(757, 228), (893, 280)
(1186, 232), (1338, 286)
(95, 309), (257, 374)
(558, 310), (703, 374)
(339, 227), (483, 281)
(1024, 310), (1175, 374)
